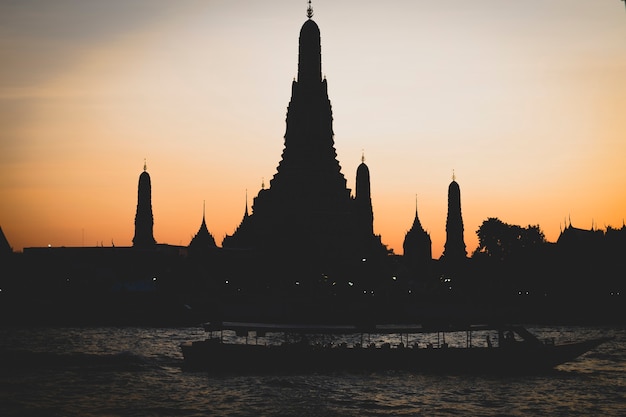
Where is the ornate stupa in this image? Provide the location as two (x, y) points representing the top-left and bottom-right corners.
(441, 171), (467, 262)
(132, 161), (156, 248)
(222, 3), (386, 281)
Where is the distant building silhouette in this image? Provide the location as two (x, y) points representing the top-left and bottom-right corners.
(132, 161), (156, 248)
(557, 221), (604, 247)
(189, 202), (217, 251)
(441, 174), (467, 262)
(222, 5), (386, 280)
(403, 197), (432, 268)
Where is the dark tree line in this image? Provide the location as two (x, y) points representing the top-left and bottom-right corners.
(473, 217), (545, 261)
(453, 217), (625, 323)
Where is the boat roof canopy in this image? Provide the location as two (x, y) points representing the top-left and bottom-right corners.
(203, 321), (502, 335)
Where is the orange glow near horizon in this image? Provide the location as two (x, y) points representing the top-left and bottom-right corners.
(2, 1), (626, 259)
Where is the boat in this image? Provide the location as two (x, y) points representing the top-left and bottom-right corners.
(180, 321), (613, 374)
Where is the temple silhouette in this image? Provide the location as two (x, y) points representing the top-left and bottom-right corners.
(1, 2), (624, 326)
(216, 8), (387, 287)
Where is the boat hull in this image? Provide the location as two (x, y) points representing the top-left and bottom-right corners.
(180, 337), (611, 374)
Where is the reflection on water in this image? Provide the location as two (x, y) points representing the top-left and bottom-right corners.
(0, 326), (624, 417)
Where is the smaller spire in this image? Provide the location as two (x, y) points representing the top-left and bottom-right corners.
(452, 169), (456, 182)
(261, 177), (265, 190)
(361, 149), (365, 163)
(306, 0), (313, 19)
(245, 189), (249, 217)
(143, 158), (147, 172)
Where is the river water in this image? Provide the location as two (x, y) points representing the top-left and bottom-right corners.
(0, 325), (624, 416)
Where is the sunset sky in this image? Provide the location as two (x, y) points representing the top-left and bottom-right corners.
(2, 0), (626, 258)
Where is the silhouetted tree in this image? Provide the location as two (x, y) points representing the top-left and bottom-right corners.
(473, 218), (545, 261)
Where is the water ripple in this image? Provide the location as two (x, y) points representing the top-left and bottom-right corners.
(0, 326), (624, 416)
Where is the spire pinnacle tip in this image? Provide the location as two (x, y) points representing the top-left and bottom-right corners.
(306, 0), (313, 19)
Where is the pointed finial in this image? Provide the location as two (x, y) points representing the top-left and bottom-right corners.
(143, 158), (147, 172)
(361, 149), (365, 163)
(307, 0), (313, 18)
(261, 177), (265, 190)
(245, 189), (249, 217)
(452, 169), (456, 181)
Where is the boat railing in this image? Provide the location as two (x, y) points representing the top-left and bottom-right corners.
(200, 321), (541, 350)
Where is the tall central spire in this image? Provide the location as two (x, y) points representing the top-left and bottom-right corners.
(271, 5), (344, 194)
(297, 8), (321, 84)
(223, 5), (387, 281)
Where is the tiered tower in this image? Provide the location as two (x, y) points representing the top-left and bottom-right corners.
(132, 161), (156, 248)
(442, 172), (467, 262)
(223, 4), (385, 280)
(355, 153), (374, 238)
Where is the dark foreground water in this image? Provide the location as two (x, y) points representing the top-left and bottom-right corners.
(0, 325), (624, 416)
